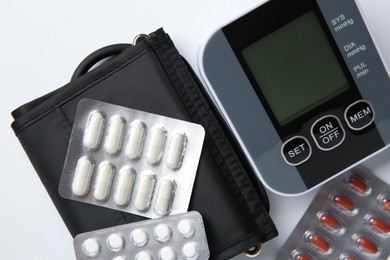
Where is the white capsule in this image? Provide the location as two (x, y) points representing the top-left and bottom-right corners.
(134, 173), (156, 212)
(104, 116), (125, 154)
(154, 179), (175, 216)
(93, 162), (114, 201)
(72, 157), (94, 196)
(182, 242), (199, 260)
(146, 126), (166, 165)
(165, 132), (187, 169)
(83, 111), (105, 149)
(114, 166), (136, 206)
(125, 120), (146, 160)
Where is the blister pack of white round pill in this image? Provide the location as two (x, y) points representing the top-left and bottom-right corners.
(73, 211), (210, 260)
(59, 99), (205, 218)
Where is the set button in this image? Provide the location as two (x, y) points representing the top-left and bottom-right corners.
(281, 136), (311, 166)
(311, 115), (345, 151)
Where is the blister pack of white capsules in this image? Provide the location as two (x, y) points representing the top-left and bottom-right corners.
(59, 99), (205, 218)
(73, 211), (210, 260)
(276, 167), (390, 260)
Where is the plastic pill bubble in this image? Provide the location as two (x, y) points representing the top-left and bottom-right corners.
(135, 251), (152, 260)
(125, 120), (146, 160)
(154, 224), (172, 243)
(339, 253), (361, 260)
(154, 179), (175, 216)
(104, 116), (126, 154)
(379, 195), (390, 212)
(165, 132), (187, 169)
(159, 246), (176, 260)
(113, 256), (126, 260)
(134, 173), (156, 212)
(304, 231), (332, 254)
(318, 212), (343, 233)
(178, 219), (195, 239)
(344, 175), (371, 195)
(72, 156), (94, 197)
(83, 111), (105, 150)
(82, 238), (100, 257)
(330, 193), (358, 215)
(294, 254), (312, 260)
(365, 214), (390, 236)
(106, 233), (124, 252)
(130, 229), (148, 248)
(353, 234), (379, 255)
(182, 242), (199, 260)
(146, 126), (166, 165)
(93, 162), (114, 201)
(291, 250), (314, 260)
(114, 166), (136, 206)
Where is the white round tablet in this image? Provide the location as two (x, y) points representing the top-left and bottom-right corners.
(182, 242), (199, 260)
(112, 256), (126, 260)
(154, 224), (172, 242)
(159, 246), (176, 260)
(177, 219), (195, 238)
(135, 251), (152, 260)
(106, 233), (124, 252)
(82, 238), (100, 257)
(130, 229), (148, 247)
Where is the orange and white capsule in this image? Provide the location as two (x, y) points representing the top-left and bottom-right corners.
(353, 234), (379, 256)
(318, 212), (343, 233)
(379, 195), (390, 212)
(304, 231), (332, 254)
(294, 254), (312, 260)
(330, 193), (358, 215)
(345, 174), (371, 195)
(291, 250), (314, 260)
(365, 214), (390, 237)
(339, 253), (360, 260)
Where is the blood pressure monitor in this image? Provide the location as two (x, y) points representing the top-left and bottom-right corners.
(199, 0), (390, 195)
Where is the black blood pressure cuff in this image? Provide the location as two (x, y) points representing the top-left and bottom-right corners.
(11, 28), (277, 259)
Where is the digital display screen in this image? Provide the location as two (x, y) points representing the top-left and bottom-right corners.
(242, 11), (349, 125)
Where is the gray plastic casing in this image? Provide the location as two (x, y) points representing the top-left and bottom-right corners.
(199, 0), (390, 195)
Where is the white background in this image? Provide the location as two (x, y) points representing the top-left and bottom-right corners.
(1, 0), (390, 259)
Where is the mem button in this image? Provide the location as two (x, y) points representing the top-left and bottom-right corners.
(311, 115), (345, 151)
(281, 136), (311, 166)
(344, 100), (374, 131)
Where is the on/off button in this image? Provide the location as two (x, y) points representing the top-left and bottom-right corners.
(311, 115), (345, 151)
(281, 136), (311, 166)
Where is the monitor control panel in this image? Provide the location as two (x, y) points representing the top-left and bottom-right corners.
(199, 0), (390, 195)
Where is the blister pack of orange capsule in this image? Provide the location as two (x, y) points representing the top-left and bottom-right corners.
(276, 167), (390, 260)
